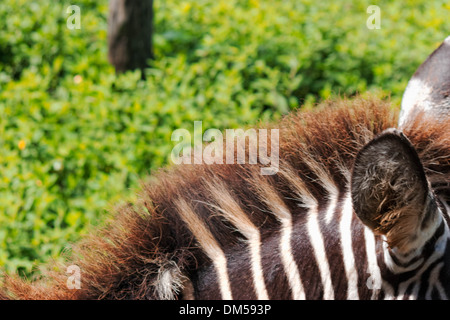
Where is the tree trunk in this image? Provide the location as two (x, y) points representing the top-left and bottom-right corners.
(108, 0), (154, 76)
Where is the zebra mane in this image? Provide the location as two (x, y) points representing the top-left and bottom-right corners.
(2, 95), (449, 300)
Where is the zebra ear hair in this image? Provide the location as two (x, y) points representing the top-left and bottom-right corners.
(351, 129), (432, 251)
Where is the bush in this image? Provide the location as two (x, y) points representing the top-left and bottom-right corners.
(0, 0), (449, 276)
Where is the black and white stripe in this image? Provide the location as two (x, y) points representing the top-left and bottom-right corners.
(179, 169), (450, 300)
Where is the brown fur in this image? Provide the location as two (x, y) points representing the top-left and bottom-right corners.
(1, 95), (448, 299)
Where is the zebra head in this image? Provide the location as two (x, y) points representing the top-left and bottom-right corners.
(351, 37), (450, 298)
(399, 36), (450, 127)
(355, 35), (450, 248)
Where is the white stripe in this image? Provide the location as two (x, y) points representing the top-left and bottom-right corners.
(426, 262), (447, 300)
(251, 172), (305, 300)
(364, 227), (394, 300)
(399, 77), (434, 127)
(363, 229), (395, 300)
(434, 270), (448, 300)
(202, 200), (268, 300)
(213, 254), (233, 300)
(364, 227), (382, 300)
(382, 282), (395, 300)
(175, 199), (233, 299)
(248, 232), (269, 300)
(199, 178), (270, 300)
(324, 192), (338, 225)
(340, 194), (359, 300)
(306, 205), (334, 300)
(408, 282), (421, 300)
(301, 156), (339, 225)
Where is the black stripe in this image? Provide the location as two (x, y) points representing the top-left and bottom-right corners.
(291, 212), (324, 299)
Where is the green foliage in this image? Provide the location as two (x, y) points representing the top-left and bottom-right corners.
(0, 0), (448, 276)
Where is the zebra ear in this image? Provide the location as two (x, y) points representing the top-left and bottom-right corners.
(399, 36), (450, 127)
(351, 129), (434, 252)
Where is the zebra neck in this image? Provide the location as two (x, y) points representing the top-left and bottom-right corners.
(382, 215), (448, 274)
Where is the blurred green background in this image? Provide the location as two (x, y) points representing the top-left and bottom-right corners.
(0, 0), (449, 276)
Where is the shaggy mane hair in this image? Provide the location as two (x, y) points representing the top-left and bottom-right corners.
(1, 96), (449, 299)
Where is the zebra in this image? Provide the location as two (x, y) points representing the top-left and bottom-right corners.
(1, 37), (449, 300)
